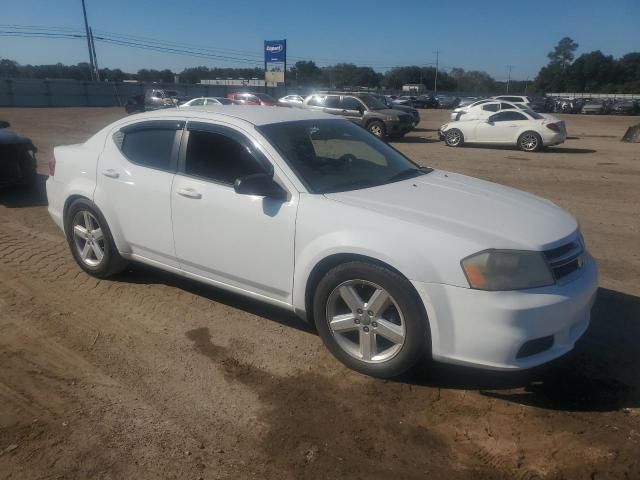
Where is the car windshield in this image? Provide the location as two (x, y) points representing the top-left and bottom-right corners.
(257, 119), (430, 194)
(358, 95), (387, 110)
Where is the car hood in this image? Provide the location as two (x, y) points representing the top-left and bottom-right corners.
(387, 104), (416, 114)
(325, 170), (577, 250)
(0, 128), (34, 147)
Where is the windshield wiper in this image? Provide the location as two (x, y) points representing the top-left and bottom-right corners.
(385, 167), (432, 184)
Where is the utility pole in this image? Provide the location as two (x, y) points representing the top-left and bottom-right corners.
(433, 49), (439, 94)
(90, 27), (100, 81)
(81, 0), (95, 81)
(506, 65), (513, 93)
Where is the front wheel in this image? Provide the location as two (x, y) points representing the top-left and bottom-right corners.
(518, 131), (542, 152)
(313, 262), (430, 378)
(444, 128), (464, 147)
(367, 120), (386, 138)
(65, 199), (128, 278)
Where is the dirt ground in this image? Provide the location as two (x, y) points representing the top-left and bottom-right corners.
(0, 106), (639, 480)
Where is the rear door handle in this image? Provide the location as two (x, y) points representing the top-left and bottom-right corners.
(177, 187), (202, 199)
(102, 169), (119, 179)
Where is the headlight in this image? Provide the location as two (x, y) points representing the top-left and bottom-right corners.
(461, 250), (554, 291)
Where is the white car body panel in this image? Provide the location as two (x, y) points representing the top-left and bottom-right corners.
(441, 112), (566, 147)
(46, 106), (595, 371)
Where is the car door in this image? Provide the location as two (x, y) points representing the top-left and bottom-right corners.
(339, 96), (366, 124)
(474, 111), (528, 143)
(95, 119), (183, 267)
(171, 121), (297, 303)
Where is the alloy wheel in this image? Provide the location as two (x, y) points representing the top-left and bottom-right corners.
(446, 130), (461, 146)
(326, 279), (406, 363)
(520, 133), (539, 151)
(72, 210), (105, 267)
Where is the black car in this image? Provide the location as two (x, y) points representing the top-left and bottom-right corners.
(371, 94), (421, 126)
(414, 94), (439, 108)
(0, 121), (37, 188)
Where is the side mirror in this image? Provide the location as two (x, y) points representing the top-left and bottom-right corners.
(0, 120), (10, 129)
(234, 173), (287, 201)
(485, 119), (494, 125)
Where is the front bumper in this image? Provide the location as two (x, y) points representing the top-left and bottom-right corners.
(387, 119), (414, 136)
(411, 253), (598, 370)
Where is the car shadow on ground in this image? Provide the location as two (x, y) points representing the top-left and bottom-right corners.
(544, 146), (597, 154)
(390, 136), (438, 144)
(0, 174), (48, 208)
(112, 264), (316, 335)
(117, 259), (639, 414)
(398, 287), (640, 412)
(412, 127), (440, 133)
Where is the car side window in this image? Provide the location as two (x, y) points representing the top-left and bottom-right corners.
(245, 95), (259, 103)
(184, 129), (265, 185)
(500, 103), (514, 110)
(490, 111), (528, 122)
(116, 123), (180, 171)
(340, 97), (364, 111)
(482, 103), (500, 112)
(307, 96), (325, 107)
(324, 96), (340, 108)
(191, 99), (205, 106)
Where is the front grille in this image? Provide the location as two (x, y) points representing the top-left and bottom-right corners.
(544, 238), (584, 281)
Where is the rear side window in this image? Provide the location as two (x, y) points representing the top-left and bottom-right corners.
(490, 111), (528, 122)
(340, 97), (364, 111)
(184, 130), (265, 184)
(324, 96), (340, 108)
(119, 128), (176, 171)
(482, 103), (499, 112)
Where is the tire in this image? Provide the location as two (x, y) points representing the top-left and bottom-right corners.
(64, 198), (128, 278)
(313, 261), (430, 378)
(518, 131), (542, 152)
(366, 120), (386, 138)
(444, 128), (464, 147)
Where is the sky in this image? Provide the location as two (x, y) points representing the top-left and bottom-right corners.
(1, 0), (639, 81)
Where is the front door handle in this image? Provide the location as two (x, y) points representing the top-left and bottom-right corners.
(102, 169), (119, 179)
(177, 187), (202, 199)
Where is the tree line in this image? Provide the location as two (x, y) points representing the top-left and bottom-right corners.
(1, 38), (638, 94)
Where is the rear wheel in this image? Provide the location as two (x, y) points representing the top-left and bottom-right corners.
(367, 120), (386, 138)
(519, 131), (542, 152)
(65, 199), (128, 278)
(444, 128), (464, 147)
(313, 261), (429, 378)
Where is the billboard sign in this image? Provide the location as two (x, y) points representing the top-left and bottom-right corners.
(264, 40), (286, 63)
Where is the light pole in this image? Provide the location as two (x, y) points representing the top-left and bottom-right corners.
(433, 49), (440, 94)
(81, 0), (95, 81)
(506, 65), (513, 93)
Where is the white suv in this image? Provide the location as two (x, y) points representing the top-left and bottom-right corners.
(46, 106), (598, 377)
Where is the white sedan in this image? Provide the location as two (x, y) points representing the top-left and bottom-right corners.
(46, 107), (596, 377)
(450, 99), (527, 121)
(180, 97), (236, 107)
(440, 109), (566, 152)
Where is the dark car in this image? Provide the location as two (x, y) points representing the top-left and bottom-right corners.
(610, 100), (636, 115)
(414, 94), (439, 108)
(435, 96), (461, 109)
(125, 94), (145, 114)
(0, 121), (37, 188)
(302, 93), (414, 138)
(370, 94), (420, 126)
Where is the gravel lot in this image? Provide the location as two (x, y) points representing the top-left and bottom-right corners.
(1, 107), (639, 479)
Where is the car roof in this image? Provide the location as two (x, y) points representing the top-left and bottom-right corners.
(127, 105), (336, 126)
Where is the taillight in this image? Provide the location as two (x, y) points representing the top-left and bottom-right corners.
(48, 154), (56, 176)
(546, 123), (560, 132)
